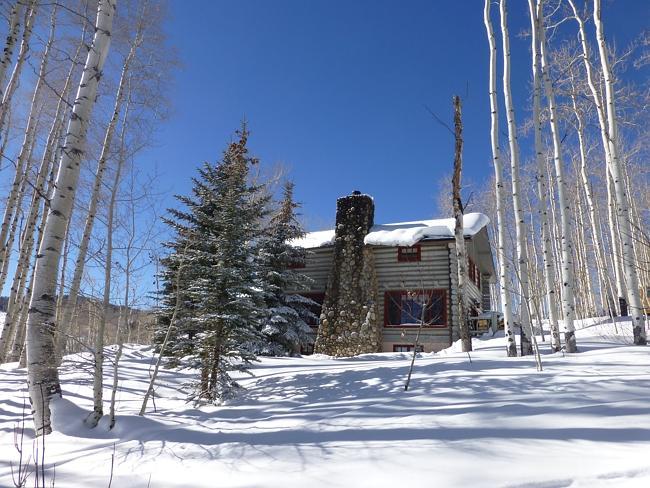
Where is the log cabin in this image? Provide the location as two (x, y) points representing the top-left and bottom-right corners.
(289, 191), (496, 356)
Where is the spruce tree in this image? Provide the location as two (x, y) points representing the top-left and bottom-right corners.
(256, 182), (316, 356)
(156, 125), (268, 402)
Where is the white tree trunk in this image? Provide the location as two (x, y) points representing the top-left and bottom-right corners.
(528, 0), (560, 351)
(109, 109), (132, 426)
(0, 110), (41, 289)
(0, 12), (74, 364)
(567, 0), (628, 317)
(569, 83), (614, 317)
(0, 2), (58, 325)
(605, 173), (626, 310)
(57, 27), (142, 360)
(26, 0), (116, 436)
(12, 123), (70, 366)
(500, 0), (534, 356)
(87, 88), (129, 428)
(537, 0), (577, 352)
(594, 0), (646, 344)
(0, 0), (37, 135)
(484, 0), (517, 357)
(0, 0), (39, 287)
(0, 1), (24, 92)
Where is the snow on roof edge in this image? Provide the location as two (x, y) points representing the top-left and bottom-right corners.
(290, 213), (490, 249)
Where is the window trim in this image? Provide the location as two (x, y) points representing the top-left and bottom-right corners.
(383, 289), (447, 328)
(397, 244), (421, 262)
(392, 344), (424, 353)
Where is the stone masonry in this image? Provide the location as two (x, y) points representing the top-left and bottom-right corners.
(314, 192), (382, 356)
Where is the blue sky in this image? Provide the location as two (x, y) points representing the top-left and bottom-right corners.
(144, 0), (648, 231)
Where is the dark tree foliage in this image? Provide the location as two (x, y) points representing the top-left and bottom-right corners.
(155, 125), (269, 402)
(256, 182), (316, 356)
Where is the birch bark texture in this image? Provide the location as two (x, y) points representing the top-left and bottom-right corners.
(483, 0), (517, 357)
(568, 72), (614, 319)
(499, 0), (533, 356)
(537, 0), (577, 352)
(0, 0), (37, 135)
(110, 109), (134, 427)
(0, 1), (24, 92)
(593, 0), (646, 345)
(86, 101), (128, 428)
(452, 96), (472, 352)
(566, 0), (628, 317)
(0, 4), (59, 314)
(528, 0), (561, 352)
(26, 0), (117, 436)
(57, 20), (144, 360)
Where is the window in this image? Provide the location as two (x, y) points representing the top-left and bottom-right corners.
(397, 245), (421, 262)
(384, 290), (447, 327)
(287, 260), (306, 269)
(468, 258), (480, 288)
(393, 344), (424, 353)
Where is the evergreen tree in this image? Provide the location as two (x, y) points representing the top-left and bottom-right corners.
(256, 182), (316, 356)
(156, 125), (268, 402)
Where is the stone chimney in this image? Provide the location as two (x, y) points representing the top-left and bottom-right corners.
(314, 192), (382, 356)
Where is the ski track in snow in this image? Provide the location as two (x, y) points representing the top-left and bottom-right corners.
(0, 315), (649, 487)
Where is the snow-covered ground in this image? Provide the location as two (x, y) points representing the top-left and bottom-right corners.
(1, 317), (649, 487)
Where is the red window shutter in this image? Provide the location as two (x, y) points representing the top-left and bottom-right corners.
(397, 245), (421, 262)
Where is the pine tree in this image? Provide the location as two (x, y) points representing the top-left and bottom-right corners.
(157, 125), (267, 402)
(256, 182), (316, 356)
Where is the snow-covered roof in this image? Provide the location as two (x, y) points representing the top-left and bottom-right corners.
(291, 213), (490, 249)
(290, 229), (336, 249)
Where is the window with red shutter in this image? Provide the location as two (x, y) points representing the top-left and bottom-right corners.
(397, 245), (421, 262)
(384, 290), (447, 327)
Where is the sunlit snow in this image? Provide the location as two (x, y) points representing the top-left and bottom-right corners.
(1, 316), (649, 487)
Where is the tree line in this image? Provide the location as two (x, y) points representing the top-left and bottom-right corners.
(444, 0), (648, 357)
(0, 0), (171, 435)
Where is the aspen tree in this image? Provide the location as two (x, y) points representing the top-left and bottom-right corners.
(87, 96), (129, 428)
(4, 6), (90, 364)
(57, 14), (145, 360)
(25, 0), (116, 436)
(0, 0), (37, 134)
(0, 0), (39, 287)
(9, 105), (74, 365)
(0, 1), (24, 92)
(568, 73), (614, 316)
(593, 0), (646, 344)
(483, 0), (517, 357)
(526, 210), (546, 342)
(528, 0), (560, 351)
(0, 6), (60, 349)
(537, 0), (577, 352)
(109, 105), (136, 428)
(500, 0), (534, 355)
(566, 0), (627, 316)
(622, 161), (649, 306)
